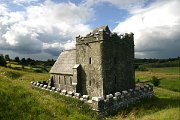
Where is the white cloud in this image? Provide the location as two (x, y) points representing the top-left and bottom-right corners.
(64, 40), (76, 50)
(0, 0), (92, 58)
(114, 0), (180, 58)
(82, 0), (146, 10)
(13, 0), (40, 5)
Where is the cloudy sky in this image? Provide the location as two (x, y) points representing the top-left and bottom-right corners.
(0, 0), (179, 60)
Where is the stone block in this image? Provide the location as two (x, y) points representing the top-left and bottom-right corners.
(43, 85), (47, 88)
(115, 92), (121, 97)
(51, 87), (56, 91)
(61, 90), (67, 95)
(36, 83), (40, 86)
(33, 82), (36, 86)
(39, 84), (43, 87)
(74, 93), (81, 99)
(92, 97), (104, 101)
(82, 95), (89, 100)
(87, 100), (92, 104)
(106, 94), (113, 100)
(56, 88), (61, 92)
(67, 91), (74, 97)
(47, 86), (51, 89)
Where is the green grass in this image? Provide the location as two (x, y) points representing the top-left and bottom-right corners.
(107, 87), (180, 120)
(159, 78), (180, 92)
(136, 67), (180, 92)
(0, 67), (97, 120)
(148, 67), (180, 74)
(7, 63), (51, 73)
(0, 66), (179, 120)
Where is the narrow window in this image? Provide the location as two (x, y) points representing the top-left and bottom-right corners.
(89, 80), (91, 86)
(89, 57), (92, 64)
(59, 75), (61, 84)
(114, 57), (117, 64)
(114, 76), (117, 84)
(64, 76), (66, 85)
(70, 77), (72, 85)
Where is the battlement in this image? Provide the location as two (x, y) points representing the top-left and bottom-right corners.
(31, 81), (153, 116)
(76, 25), (134, 45)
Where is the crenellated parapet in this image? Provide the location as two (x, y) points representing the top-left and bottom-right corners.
(76, 25), (134, 45)
(31, 81), (153, 116)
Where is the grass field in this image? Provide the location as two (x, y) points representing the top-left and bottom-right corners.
(0, 66), (179, 120)
(136, 67), (180, 92)
(6, 62), (51, 73)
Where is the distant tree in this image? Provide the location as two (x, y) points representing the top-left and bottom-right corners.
(5, 54), (10, 61)
(27, 58), (32, 65)
(29, 60), (36, 66)
(45, 59), (55, 66)
(0, 55), (7, 66)
(14, 57), (20, 63)
(21, 58), (26, 66)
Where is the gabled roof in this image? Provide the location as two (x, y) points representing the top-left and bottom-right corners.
(49, 49), (76, 75)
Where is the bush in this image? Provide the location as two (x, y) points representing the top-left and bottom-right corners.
(151, 76), (160, 86)
(0, 55), (7, 67)
(136, 79), (140, 83)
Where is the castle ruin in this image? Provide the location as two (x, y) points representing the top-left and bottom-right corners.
(31, 25), (153, 115)
(49, 25), (135, 97)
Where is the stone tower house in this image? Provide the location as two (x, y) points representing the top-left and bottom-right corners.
(49, 25), (135, 97)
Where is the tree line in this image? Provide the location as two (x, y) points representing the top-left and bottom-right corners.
(0, 54), (55, 67)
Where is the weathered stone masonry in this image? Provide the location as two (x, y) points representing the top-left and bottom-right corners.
(31, 25), (154, 115)
(31, 81), (153, 115)
(49, 25), (135, 97)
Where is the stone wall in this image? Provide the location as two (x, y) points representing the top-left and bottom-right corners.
(76, 26), (135, 97)
(76, 31), (104, 96)
(49, 74), (75, 92)
(102, 32), (135, 95)
(31, 81), (153, 116)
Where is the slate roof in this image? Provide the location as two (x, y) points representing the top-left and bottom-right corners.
(49, 49), (76, 74)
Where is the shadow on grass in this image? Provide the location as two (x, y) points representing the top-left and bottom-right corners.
(108, 95), (179, 118)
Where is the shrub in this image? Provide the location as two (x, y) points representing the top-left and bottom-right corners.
(136, 79), (140, 83)
(151, 76), (160, 86)
(0, 55), (7, 67)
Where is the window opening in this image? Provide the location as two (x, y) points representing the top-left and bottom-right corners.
(64, 76), (66, 85)
(114, 76), (117, 84)
(89, 57), (92, 64)
(70, 77), (72, 85)
(59, 75), (61, 84)
(89, 80), (91, 86)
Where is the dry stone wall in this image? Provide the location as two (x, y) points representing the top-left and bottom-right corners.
(31, 81), (153, 116)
